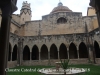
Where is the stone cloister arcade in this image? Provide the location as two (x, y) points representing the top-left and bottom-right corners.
(7, 32), (100, 67)
(8, 41), (100, 63)
(22, 42), (88, 60)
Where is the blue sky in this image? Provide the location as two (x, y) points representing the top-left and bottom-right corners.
(14, 0), (90, 20)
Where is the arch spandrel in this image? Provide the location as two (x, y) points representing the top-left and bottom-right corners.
(49, 43), (58, 52)
(23, 44), (31, 52)
(68, 42), (77, 48)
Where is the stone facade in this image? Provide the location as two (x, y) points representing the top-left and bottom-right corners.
(87, 7), (96, 16)
(0, 1), (100, 68)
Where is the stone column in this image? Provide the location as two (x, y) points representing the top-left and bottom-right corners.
(39, 51), (41, 65)
(58, 51), (59, 59)
(30, 52), (31, 60)
(0, 2), (17, 75)
(48, 51), (50, 65)
(77, 50), (79, 59)
(77, 47), (79, 59)
(17, 39), (23, 66)
(67, 49), (69, 59)
(11, 52), (12, 61)
(30, 52), (31, 65)
(39, 52), (41, 61)
(20, 40), (23, 65)
(48, 52), (50, 60)
(89, 47), (93, 62)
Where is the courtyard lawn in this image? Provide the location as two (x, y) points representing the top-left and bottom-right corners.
(7, 64), (100, 75)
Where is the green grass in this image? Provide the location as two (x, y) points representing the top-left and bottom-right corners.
(7, 64), (100, 75)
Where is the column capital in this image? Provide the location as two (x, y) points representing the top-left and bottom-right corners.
(67, 48), (69, 51)
(76, 46), (79, 50)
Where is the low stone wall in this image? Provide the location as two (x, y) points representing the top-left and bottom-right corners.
(7, 61), (17, 68)
(21, 60), (41, 66)
(22, 60), (49, 66)
(21, 59), (89, 66)
(95, 58), (100, 64)
(21, 60), (31, 66)
(7, 59), (100, 68)
(69, 59), (89, 64)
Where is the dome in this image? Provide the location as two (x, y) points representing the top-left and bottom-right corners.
(50, 2), (72, 14)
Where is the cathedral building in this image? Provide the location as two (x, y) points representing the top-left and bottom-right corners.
(0, 1), (100, 67)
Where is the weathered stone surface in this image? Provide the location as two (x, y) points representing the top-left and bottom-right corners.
(0, 1), (100, 68)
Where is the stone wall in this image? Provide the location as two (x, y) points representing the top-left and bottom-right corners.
(12, 14), (20, 24)
(22, 34), (87, 52)
(95, 58), (100, 64)
(7, 61), (17, 68)
(21, 59), (89, 66)
(87, 7), (96, 16)
(21, 12), (87, 36)
(6, 31), (100, 68)
(10, 23), (20, 35)
(9, 33), (19, 52)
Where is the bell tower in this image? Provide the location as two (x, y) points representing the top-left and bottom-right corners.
(20, 1), (31, 25)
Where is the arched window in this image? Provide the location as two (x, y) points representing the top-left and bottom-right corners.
(57, 17), (67, 24)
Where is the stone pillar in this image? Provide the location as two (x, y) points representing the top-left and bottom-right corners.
(48, 51), (50, 65)
(89, 47), (93, 62)
(39, 52), (41, 61)
(58, 51), (59, 59)
(17, 39), (23, 66)
(76, 47), (79, 59)
(39, 51), (41, 65)
(48, 52), (50, 60)
(30, 52), (31, 60)
(20, 40), (23, 66)
(0, 2), (17, 75)
(77, 50), (79, 59)
(30, 52), (31, 65)
(67, 49), (69, 59)
(11, 52), (12, 61)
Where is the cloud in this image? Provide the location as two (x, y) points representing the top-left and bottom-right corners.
(14, 0), (90, 20)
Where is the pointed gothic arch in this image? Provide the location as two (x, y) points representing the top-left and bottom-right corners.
(41, 44), (48, 60)
(12, 45), (17, 61)
(59, 43), (68, 59)
(32, 45), (39, 60)
(69, 43), (78, 59)
(23, 45), (30, 60)
(50, 44), (58, 59)
(94, 41), (100, 58)
(79, 42), (88, 58)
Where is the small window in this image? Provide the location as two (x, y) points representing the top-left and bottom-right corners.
(57, 17), (67, 24)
